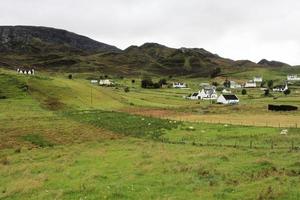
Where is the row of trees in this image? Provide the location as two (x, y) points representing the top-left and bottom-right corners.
(141, 76), (168, 89)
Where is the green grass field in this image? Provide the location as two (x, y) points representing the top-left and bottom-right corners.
(1, 68), (300, 199)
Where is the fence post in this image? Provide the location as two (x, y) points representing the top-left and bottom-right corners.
(271, 140), (274, 149)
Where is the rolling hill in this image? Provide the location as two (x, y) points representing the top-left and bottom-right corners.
(0, 26), (296, 76)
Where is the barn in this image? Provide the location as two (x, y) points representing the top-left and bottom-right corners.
(217, 94), (239, 105)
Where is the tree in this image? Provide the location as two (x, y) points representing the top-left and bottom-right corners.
(158, 78), (167, 86)
(68, 74), (73, 79)
(267, 80), (274, 89)
(223, 79), (231, 88)
(264, 89), (270, 96)
(153, 82), (161, 89)
(141, 78), (154, 88)
(260, 80), (266, 88)
(284, 89), (291, 96)
(242, 89), (247, 95)
(131, 79), (135, 84)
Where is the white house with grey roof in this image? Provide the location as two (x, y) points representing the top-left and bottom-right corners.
(217, 94), (239, 104)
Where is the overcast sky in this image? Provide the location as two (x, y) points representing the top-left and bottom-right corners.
(1, 0), (300, 65)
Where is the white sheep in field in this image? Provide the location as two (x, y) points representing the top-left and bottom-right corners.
(280, 129), (288, 135)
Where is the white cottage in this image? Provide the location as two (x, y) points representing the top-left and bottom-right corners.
(244, 81), (256, 88)
(173, 82), (187, 88)
(287, 75), (300, 81)
(188, 92), (201, 100)
(99, 79), (113, 86)
(273, 84), (288, 92)
(90, 80), (98, 84)
(198, 86), (218, 100)
(230, 81), (242, 89)
(253, 76), (263, 83)
(217, 94), (239, 104)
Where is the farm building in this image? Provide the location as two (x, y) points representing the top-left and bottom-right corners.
(173, 82), (187, 88)
(287, 75), (300, 81)
(90, 80), (98, 84)
(99, 79), (113, 86)
(253, 76), (263, 83)
(188, 92), (201, 100)
(198, 86), (218, 100)
(217, 94), (239, 104)
(222, 89), (231, 94)
(230, 81), (242, 89)
(244, 81), (256, 88)
(273, 83), (288, 92)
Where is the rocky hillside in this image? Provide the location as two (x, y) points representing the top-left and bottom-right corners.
(0, 26), (294, 76)
(0, 26), (120, 53)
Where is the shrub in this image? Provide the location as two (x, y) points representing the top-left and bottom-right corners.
(284, 89), (291, 96)
(131, 79), (135, 84)
(267, 80), (273, 88)
(264, 89), (270, 96)
(141, 79), (154, 88)
(153, 83), (161, 89)
(124, 87), (130, 93)
(223, 79), (231, 88)
(241, 89), (247, 95)
(158, 78), (167, 86)
(68, 74), (73, 79)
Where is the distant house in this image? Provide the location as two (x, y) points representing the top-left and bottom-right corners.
(188, 92), (201, 100)
(230, 81), (242, 89)
(173, 82), (187, 88)
(222, 89), (231, 94)
(273, 83), (288, 92)
(287, 75), (300, 81)
(217, 94), (239, 105)
(198, 86), (218, 100)
(253, 76), (263, 83)
(99, 79), (113, 86)
(17, 68), (35, 75)
(244, 81), (256, 88)
(90, 80), (98, 84)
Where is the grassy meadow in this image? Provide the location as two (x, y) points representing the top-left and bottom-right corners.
(1, 68), (300, 199)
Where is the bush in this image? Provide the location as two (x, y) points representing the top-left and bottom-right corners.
(68, 74), (73, 79)
(241, 89), (247, 95)
(158, 78), (167, 86)
(153, 83), (161, 89)
(141, 79), (154, 88)
(284, 89), (291, 96)
(131, 79), (135, 84)
(267, 80), (274, 88)
(223, 79), (230, 88)
(124, 87), (130, 93)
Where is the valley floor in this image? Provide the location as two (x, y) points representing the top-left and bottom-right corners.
(1, 68), (300, 199)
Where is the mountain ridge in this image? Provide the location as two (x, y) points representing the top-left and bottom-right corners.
(0, 26), (295, 76)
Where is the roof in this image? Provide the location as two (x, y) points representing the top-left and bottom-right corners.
(222, 94), (239, 100)
(192, 93), (199, 96)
